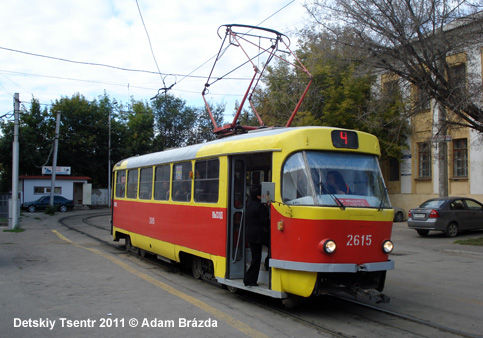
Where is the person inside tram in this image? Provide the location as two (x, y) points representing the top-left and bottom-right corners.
(244, 185), (270, 287)
(174, 182), (190, 201)
(326, 170), (350, 195)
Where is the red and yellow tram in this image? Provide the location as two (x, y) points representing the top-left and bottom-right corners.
(111, 126), (394, 300)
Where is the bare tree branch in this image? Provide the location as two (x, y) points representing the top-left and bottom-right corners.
(305, 0), (483, 132)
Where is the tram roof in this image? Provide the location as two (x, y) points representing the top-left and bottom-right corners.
(114, 126), (379, 170)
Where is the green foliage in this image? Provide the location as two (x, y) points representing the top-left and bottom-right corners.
(52, 93), (111, 187)
(454, 237), (483, 246)
(251, 30), (409, 159)
(125, 100), (154, 156)
(3, 228), (25, 233)
(0, 98), (53, 191)
(0, 92), (225, 190)
(151, 94), (197, 150)
(45, 205), (56, 215)
(196, 101), (226, 143)
(250, 61), (308, 127)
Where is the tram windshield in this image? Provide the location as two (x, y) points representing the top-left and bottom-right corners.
(282, 151), (391, 208)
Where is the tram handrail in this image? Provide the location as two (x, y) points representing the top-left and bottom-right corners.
(232, 210), (244, 263)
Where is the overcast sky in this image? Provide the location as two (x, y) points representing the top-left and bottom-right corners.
(0, 0), (309, 121)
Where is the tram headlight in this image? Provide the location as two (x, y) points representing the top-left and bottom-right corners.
(382, 240), (394, 254)
(319, 239), (337, 254)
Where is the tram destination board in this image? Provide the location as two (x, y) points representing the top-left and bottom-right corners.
(331, 130), (359, 149)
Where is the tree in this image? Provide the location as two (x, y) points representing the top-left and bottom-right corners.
(250, 61), (308, 127)
(151, 94), (197, 150)
(0, 98), (54, 191)
(305, 0), (483, 132)
(194, 101), (226, 143)
(252, 30), (409, 158)
(52, 93), (110, 187)
(124, 100), (154, 156)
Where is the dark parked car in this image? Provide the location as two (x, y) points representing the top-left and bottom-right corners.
(408, 197), (483, 237)
(22, 196), (74, 213)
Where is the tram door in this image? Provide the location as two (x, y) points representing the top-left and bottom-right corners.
(227, 157), (246, 279)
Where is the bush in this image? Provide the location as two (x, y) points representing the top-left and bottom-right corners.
(45, 205), (56, 215)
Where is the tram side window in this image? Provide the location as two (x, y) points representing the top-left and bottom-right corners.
(194, 159), (219, 203)
(126, 169), (139, 199)
(139, 167), (153, 200)
(172, 162), (192, 202)
(115, 170), (126, 198)
(154, 164), (170, 200)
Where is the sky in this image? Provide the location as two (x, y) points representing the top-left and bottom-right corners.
(0, 0), (310, 121)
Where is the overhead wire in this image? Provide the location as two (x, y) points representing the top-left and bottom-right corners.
(0, 0), (298, 104)
(176, 0), (297, 88)
(135, 0), (173, 94)
(255, 0), (295, 27)
(0, 46), (177, 78)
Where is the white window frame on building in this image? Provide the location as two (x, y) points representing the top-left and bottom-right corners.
(418, 142), (432, 178)
(34, 186), (62, 195)
(453, 138), (468, 177)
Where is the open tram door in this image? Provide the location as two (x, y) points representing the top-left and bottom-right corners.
(227, 157), (246, 279)
(227, 153), (273, 285)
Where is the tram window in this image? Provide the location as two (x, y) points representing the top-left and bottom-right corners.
(282, 151), (390, 208)
(126, 169), (139, 199)
(194, 159), (219, 203)
(115, 170), (126, 198)
(172, 162), (192, 202)
(154, 165), (170, 200)
(139, 167), (153, 200)
(282, 153), (313, 202)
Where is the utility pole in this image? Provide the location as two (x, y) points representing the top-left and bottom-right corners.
(50, 111), (61, 206)
(108, 108), (111, 208)
(10, 93), (20, 230)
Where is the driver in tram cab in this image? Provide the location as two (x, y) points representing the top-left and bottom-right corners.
(326, 170), (350, 194)
(244, 185), (270, 287)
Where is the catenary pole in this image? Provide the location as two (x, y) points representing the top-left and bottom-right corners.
(10, 93), (20, 229)
(50, 111), (61, 206)
(108, 108), (111, 208)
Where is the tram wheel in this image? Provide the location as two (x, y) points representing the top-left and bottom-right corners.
(226, 285), (238, 294)
(125, 237), (139, 254)
(125, 237), (132, 252)
(192, 256), (203, 279)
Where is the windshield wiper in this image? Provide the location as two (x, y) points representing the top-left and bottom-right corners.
(318, 183), (346, 210)
(378, 188), (388, 211)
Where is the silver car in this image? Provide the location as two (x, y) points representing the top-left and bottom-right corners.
(408, 197), (483, 237)
(393, 207), (406, 222)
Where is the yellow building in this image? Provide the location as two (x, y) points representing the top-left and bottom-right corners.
(384, 47), (483, 212)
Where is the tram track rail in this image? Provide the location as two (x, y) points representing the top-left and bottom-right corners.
(336, 296), (483, 338)
(58, 211), (118, 249)
(57, 211), (182, 270)
(234, 291), (483, 338)
(57, 212), (482, 338)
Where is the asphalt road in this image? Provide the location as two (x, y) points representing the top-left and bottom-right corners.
(384, 221), (483, 337)
(0, 210), (326, 338)
(1, 210), (482, 338)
